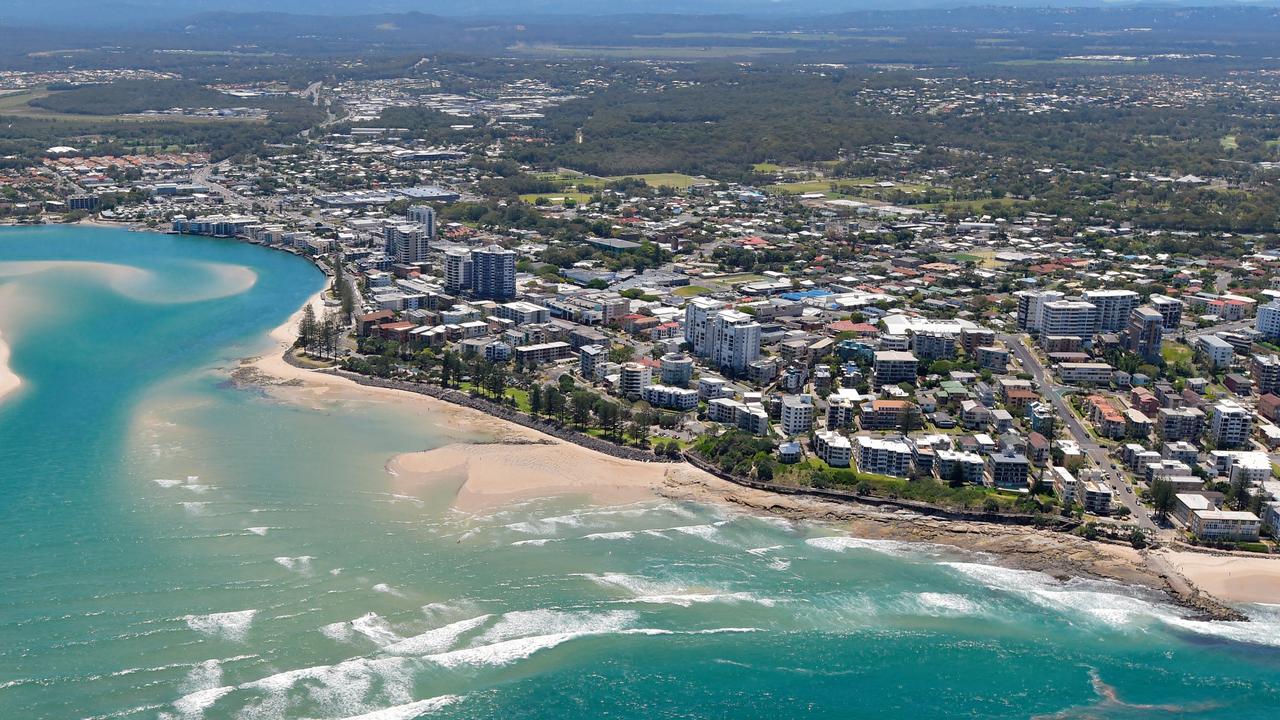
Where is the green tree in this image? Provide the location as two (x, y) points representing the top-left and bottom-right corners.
(571, 390), (596, 428)
(529, 385), (543, 416)
(298, 303), (317, 352)
(1150, 478), (1177, 519)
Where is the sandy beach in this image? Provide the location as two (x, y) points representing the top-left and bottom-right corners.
(388, 442), (709, 513)
(1160, 550), (1280, 605)
(0, 328), (19, 404)
(0, 282), (23, 405)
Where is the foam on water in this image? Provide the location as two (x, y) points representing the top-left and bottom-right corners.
(805, 535), (930, 557)
(153, 478), (183, 488)
(942, 561), (1280, 645)
(245, 527), (273, 536)
(912, 592), (981, 617)
(578, 573), (778, 607)
(476, 608), (638, 645)
(424, 632), (586, 669)
(184, 610), (256, 641)
(351, 613), (403, 647)
(180, 502), (208, 515)
(384, 615), (493, 655)
(274, 556), (315, 573)
(238, 656), (414, 720)
(315, 694), (463, 720)
(170, 685), (234, 718)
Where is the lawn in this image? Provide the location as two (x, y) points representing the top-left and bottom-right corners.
(1162, 343), (1193, 365)
(752, 162), (782, 172)
(1221, 134), (1239, 150)
(672, 285), (713, 297)
(520, 192), (593, 206)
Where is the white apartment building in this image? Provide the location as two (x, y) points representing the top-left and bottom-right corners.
(385, 223), (429, 265)
(642, 384), (699, 411)
(780, 395), (815, 436)
(1257, 300), (1280, 340)
(706, 309), (762, 374)
(496, 301), (550, 326)
(1040, 300), (1100, 338)
(1208, 398), (1252, 449)
(443, 248), (473, 294)
(1083, 289), (1140, 332)
(855, 436), (913, 478)
(618, 362), (653, 400)
(1195, 334), (1234, 370)
(813, 429), (853, 468)
(684, 297), (726, 356)
(1015, 289), (1064, 332)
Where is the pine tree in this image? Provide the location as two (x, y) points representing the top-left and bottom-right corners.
(298, 304), (317, 353)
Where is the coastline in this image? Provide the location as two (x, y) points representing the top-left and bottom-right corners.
(0, 283), (22, 405)
(206, 246), (1277, 616)
(0, 328), (19, 405)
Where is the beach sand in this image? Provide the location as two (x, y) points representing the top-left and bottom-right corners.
(0, 329), (19, 404)
(1161, 550), (1280, 605)
(0, 283), (23, 405)
(388, 442), (705, 513)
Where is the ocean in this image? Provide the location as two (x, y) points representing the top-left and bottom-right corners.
(1, 225), (1279, 720)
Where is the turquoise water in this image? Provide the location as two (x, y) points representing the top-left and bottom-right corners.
(2, 226), (1280, 720)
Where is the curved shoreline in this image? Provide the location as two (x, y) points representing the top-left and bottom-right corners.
(0, 329), (20, 405)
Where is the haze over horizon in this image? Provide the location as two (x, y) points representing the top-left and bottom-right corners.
(10, 0), (1280, 29)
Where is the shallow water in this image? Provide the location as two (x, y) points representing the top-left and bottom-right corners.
(2, 226), (1279, 719)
